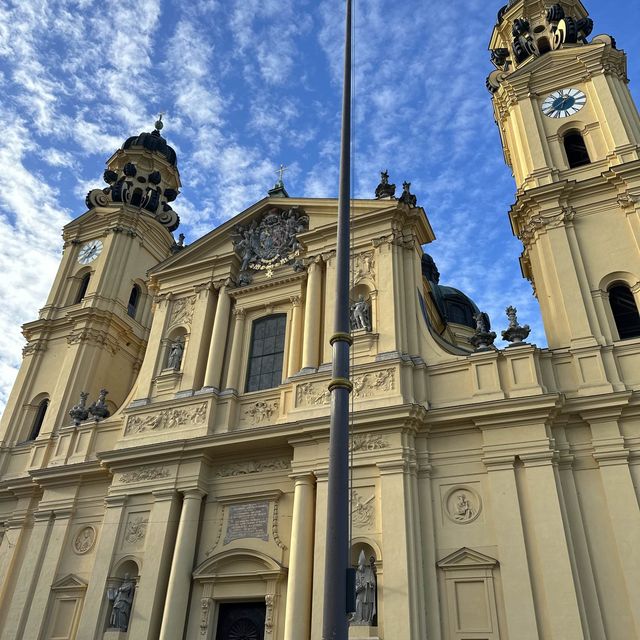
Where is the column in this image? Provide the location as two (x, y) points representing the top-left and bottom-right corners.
(203, 285), (231, 391)
(301, 260), (322, 371)
(159, 489), (206, 640)
(127, 490), (180, 640)
(520, 452), (585, 639)
(181, 283), (216, 391)
(224, 307), (246, 392)
(22, 508), (74, 639)
(2, 510), (54, 640)
(286, 297), (303, 378)
(310, 470), (328, 640)
(283, 473), (315, 640)
(483, 456), (540, 639)
(587, 414), (640, 636)
(75, 496), (127, 639)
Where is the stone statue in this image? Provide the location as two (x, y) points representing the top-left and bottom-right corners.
(88, 389), (110, 422)
(453, 493), (475, 521)
(470, 311), (497, 351)
(108, 574), (135, 631)
(501, 305), (531, 345)
(399, 181), (417, 207)
(350, 295), (371, 332)
(167, 339), (184, 370)
(353, 550), (376, 626)
(375, 170), (396, 199)
(69, 391), (89, 426)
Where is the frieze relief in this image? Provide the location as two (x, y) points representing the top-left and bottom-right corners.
(124, 514), (149, 545)
(350, 433), (389, 453)
(169, 295), (196, 328)
(241, 399), (280, 425)
(351, 490), (375, 529)
(119, 465), (170, 483)
(125, 403), (207, 435)
(296, 368), (395, 407)
(214, 458), (290, 478)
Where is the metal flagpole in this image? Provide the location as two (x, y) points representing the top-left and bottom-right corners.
(322, 0), (353, 638)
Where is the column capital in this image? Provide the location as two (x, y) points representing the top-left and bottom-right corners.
(181, 488), (207, 500)
(289, 471), (316, 485)
(290, 295), (302, 307)
(233, 306), (246, 319)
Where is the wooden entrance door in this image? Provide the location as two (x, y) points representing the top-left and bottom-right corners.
(215, 602), (266, 640)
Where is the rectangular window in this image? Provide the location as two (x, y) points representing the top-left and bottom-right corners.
(246, 314), (286, 392)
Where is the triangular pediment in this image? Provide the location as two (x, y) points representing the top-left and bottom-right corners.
(437, 547), (499, 570)
(51, 574), (88, 590)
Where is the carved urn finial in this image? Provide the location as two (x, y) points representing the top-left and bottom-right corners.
(470, 312), (497, 351)
(399, 181), (417, 207)
(69, 391), (90, 426)
(375, 170), (396, 199)
(88, 389), (110, 422)
(501, 305), (531, 345)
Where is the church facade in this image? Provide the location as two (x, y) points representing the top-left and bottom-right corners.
(1, 1), (640, 638)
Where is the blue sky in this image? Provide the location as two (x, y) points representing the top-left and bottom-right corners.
(0, 0), (638, 412)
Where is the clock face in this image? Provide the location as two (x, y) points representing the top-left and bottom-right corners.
(77, 240), (103, 265)
(542, 88), (587, 118)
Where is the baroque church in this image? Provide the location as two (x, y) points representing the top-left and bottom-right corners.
(1, 1), (640, 638)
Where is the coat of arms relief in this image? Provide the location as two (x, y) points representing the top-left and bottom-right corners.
(232, 206), (309, 285)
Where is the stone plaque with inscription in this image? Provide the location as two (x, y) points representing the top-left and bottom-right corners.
(224, 501), (270, 545)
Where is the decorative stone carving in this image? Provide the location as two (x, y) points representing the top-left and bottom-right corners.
(119, 465), (170, 483)
(73, 526), (96, 554)
(214, 458), (290, 478)
(351, 490), (375, 529)
(232, 206), (309, 284)
(501, 305), (531, 345)
(350, 296), (372, 332)
(265, 594), (276, 636)
(166, 339), (184, 370)
(296, 369), (395, 407)
(352, 550), (377, 626)
(107, 574), (135, 631)
(242, 399), (279, 425)
(470, 312), (497, 351)
(67, 328), (119, 355)
(124, 515), (148, 544)
(353, 251), (375, 285)
(22, 340), (47, 357)
(272, 498), (286, 550)
(375, 170), (396, 199)
(398, 181), (417, 207)
(125, 403), (207, 435)
(200, 598), (212, 636)
(444, 486), (482, 524)
(69, 392), (89, 426)
(88, 389), (110, 422)
(350, 433), (389, 452)
(169, 295), (196, 328)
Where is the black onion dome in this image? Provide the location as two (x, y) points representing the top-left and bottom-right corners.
(122, 129), (177, 166)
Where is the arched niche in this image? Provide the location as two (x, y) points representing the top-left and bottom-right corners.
(349, 283), (376, 333)
(350, 538), (381, 629)
(104, 557), (140, 634)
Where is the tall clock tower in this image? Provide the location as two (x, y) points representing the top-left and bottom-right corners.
(0, 119), (181, 447)
(488, 0), (640, 360)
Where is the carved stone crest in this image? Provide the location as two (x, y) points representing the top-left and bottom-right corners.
(232, 207), (309, 284)
(169, 295), (196, 327)
(124, 515), (149, 544)
(73, 526), (97, 554)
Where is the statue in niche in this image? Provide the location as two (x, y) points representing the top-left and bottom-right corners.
(167, 339), (184, 370)
(108, 574), (135, 631)
(350, 295), (372, 332)
(453, 493), (475, 521)
(353, 550), (377, 626)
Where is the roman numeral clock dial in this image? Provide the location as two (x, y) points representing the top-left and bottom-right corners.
(77, 240), (103, 265)
(541, 88), (587, 118)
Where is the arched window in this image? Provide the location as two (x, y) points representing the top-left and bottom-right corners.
(75, 273), (91, 304)
(127, 284), (141, 318)
(564, 131), (590, 169)
(28, 398), (49, 440)
(246, 314), (286, 393)
(609, 285), (640, 339)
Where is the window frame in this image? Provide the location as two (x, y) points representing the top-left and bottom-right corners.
(244, 314), (287, 393)
(608, 283), (640, 340)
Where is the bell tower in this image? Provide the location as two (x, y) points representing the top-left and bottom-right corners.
(0, 118), (182, 446)
(488, 1), (640, 354)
